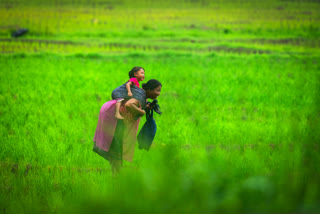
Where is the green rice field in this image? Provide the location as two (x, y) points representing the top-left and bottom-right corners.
(0, 0), (320, 213)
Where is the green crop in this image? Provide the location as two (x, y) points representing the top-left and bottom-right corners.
(1, 0), (320, 213)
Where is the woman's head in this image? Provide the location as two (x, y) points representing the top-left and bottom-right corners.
(142, 79), (162, 99)
(129, 67), (145, 80)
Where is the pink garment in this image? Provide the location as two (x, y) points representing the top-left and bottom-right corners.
(129, 77), (139, 88)
(93, 100), (118, 152)
(93, 99), (141, 162)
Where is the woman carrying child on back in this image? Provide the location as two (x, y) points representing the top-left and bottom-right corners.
(114, 67), (145, 120)
(93, 77), (162, 175)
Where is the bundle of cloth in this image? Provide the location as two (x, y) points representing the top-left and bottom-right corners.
(112, 83), (161, 115)
(112, 83), (146, 109)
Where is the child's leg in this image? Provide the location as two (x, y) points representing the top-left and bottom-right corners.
(115, 99), (124, 119)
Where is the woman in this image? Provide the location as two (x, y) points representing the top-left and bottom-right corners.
(93, 79), (162, 175)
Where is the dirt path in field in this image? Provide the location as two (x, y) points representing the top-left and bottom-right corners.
(158, 38), (320, 46)
(0, 38), (283, 54)
(0, 38), (81, 45)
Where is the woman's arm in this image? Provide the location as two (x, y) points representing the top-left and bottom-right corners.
(125, 98), (145, 117)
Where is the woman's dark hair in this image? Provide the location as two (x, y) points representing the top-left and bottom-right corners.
(142, 79), (162, 90)
(129, 66), (144, 78)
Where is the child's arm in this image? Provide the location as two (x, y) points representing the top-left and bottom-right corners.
(126, 81), (133, 97)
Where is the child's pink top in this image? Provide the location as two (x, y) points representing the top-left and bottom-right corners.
(129, 77), (139, 88)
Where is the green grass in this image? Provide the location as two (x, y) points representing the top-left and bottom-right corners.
(1, 53), (319, 213)
(1, 0), (320, 213)
(1, 1), (319, 37)
(1, 0), (320, 56)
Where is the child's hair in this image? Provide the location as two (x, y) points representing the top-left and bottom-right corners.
(129, 66), (144, 78)
(142, 79), (162, 90)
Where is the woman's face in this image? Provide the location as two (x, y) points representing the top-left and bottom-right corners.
(146, 85), (162, 99)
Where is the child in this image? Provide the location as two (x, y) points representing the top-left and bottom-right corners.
(114, 67), (145, 119)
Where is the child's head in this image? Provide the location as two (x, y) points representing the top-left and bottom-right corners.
(129, 66), (144, 78)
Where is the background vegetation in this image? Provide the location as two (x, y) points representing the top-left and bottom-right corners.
(0, 0), (319, 213)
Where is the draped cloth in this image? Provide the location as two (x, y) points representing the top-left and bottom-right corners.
(93, 88), (146, 162)
(112, 83), (146, 109)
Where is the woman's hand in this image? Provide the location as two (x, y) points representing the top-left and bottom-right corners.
(145, 103), (152, 110)
(139, 109), (146, 116)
